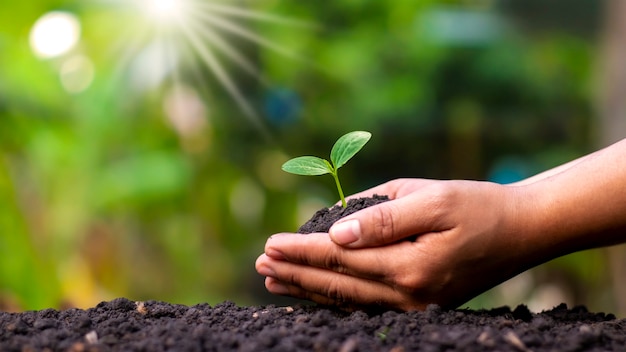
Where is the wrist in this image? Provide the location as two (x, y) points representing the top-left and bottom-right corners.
(502, 183), (561, 270)
(508, 177), (605, 267)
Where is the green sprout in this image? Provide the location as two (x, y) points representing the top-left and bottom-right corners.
(376, 327), (390, 342)
(281, 131), (372, 208)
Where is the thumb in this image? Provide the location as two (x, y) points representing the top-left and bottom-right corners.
(328, 196), (434, 248)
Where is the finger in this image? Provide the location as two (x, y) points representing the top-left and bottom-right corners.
(329, 184), (454, 247)
(264, 277), (349, 309)
(261, 233), (412, 281)
(261, 262), (417, 311)
(264, 277), (363, 311)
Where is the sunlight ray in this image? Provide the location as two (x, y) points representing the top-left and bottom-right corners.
(103, 0), (311, 142)
(162, 27), (182, 82)
(193, 1), (317, 29)
(107, 24), (153, 83)
(178, 19), (272, 141)
(189, 10), (306, 63)
(189, 21), (267, 84)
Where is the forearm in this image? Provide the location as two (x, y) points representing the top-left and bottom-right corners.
(517, 139), (626, 260)
(512, 152), (594, 186)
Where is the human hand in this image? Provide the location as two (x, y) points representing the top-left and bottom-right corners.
(256, 178), (542, 311)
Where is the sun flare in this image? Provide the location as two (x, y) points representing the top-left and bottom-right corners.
(142, 0), (186, 22)
(110, 0), (314, 139)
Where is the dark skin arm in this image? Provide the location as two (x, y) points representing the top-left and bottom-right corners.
(256, 139), (626, 311)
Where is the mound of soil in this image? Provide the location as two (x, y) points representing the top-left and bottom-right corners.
(297, 194), (390, 234)
(1, 298), (624, 351)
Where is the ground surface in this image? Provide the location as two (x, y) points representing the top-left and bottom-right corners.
(0, 298), (624, 351)
(3, 197), (624, 351)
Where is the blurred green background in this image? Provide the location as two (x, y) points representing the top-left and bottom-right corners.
(2, 0), (625, 316)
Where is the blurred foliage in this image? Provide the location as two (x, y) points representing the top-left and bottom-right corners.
(0, 0), (618, 314)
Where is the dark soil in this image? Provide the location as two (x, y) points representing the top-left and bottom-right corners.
(297, 194), (390, 234)
(1, 298), (624, 351)
(2, 196), (625, 351)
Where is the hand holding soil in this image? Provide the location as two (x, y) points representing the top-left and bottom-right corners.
(257, 179), (536, 311)
(257, 138), (626, 311)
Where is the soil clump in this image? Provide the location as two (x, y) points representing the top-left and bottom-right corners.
(297, 194), (389, 234)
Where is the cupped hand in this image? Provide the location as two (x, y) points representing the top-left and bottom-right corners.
(256, 178), (541, 311)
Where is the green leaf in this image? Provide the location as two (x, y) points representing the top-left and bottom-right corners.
(330, 131), (372, 169)
(281, 156), (333, 176)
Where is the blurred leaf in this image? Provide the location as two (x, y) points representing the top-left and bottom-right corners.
(94, 152), (191, 208)
(0, 156), (61, 309)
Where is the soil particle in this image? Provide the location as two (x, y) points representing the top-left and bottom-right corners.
(1, 298), (624, 351)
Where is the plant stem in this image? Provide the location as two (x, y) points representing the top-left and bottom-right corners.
(332, 171), (347, 208)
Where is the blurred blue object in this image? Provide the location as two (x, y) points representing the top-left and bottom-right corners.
(487, 156), (531, 184)
(418, 7), (505, 47)
(264, 88), (302, 126)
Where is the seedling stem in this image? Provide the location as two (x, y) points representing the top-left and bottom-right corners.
(281, 131), (371, 208)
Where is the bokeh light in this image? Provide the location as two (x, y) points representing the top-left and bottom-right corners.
(164, 85), (208, 138)
(229, 178), (266, 226)
(60, 55), (95, 93)
(163, 84), (211, 153)
(29, 11), (81, 59)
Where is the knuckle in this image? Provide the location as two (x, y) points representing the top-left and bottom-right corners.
(323, 246), (349, 274)
(426, 182), (453, 205)
(324, 276), (351, 304)
(423, 182), (458, 220)
(372, 204), (397, 243)
(283, 271), (299, 286)
(391, 255), (430, 293)
(393, 271), (423, 292)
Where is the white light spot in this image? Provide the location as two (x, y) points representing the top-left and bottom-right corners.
(528, 283), (573, 313)
(60, 55), (95, 94)
(153, 0), (176, 14)
(30, 11), (81, 59)
(141, 0), (185, 22)
(130, 40), (177, 91)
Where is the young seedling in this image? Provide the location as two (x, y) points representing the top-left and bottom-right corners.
(281, 131), (371, 208)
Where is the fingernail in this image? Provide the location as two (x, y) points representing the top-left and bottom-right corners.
(329, 219), (361, 245)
